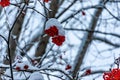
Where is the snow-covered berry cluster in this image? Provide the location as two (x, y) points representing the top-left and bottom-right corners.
(45, 18), (65, 46)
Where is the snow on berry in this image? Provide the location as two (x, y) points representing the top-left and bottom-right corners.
(45, 18), (65, 46)
(45, 18), (65, 36)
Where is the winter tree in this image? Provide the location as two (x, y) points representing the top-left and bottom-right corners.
(0, 0), (120, 80)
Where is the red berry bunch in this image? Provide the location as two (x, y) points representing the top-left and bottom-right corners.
(52, 35), (65, 46)
(85, 69), (91, 75)
(45, 25), (65, 46)
(103, 68), (120, 80)
(65, 64), (71, 70)
(45, 26), (58, 37)
(0, 0), (10, 7)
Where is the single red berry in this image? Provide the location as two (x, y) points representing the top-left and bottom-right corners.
(16, 66), (20, 71)
(0, 0), (10, 7)
(24, 65), (29, 70)
(85, 69), (91, 75)
(82, 11), (86, 16)
(65, 64), (71, 70)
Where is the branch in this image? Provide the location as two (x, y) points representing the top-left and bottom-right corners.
(0, 6), (2, 15)
(104, 6), (120, 21)
(56, 0), (77, 18)
(64, 28), (120, 38)
(80, 70), (106, 77)
(5, 1), (30, 79)
(93, 36), (120, 47)
(61, 3), (104, 23)
(7, 4), (26, 63)
(0, 35), (8, 44)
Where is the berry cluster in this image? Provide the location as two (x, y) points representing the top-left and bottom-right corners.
(103, 68), (120, 80)
(0, 0), (10, 7)
(45, 25), (65, 46)
(16, 64), (29, 71)
(52, 35), (65, 46)
(45, 26), (58, 37)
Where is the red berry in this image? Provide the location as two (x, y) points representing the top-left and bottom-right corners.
(24, 65), (29, 70)
(16, 66), (20, 71)
(82, 11), (86, 16)
(85, 69), (91, 75)
(0, 0), (10, 7)
(65, 64), (71, 70)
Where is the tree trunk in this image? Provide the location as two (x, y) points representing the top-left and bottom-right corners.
(72, 1), (103, 78)
(34, 0), (59, 64)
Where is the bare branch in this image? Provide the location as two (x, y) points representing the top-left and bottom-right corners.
(93, 36), (120, 47)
